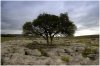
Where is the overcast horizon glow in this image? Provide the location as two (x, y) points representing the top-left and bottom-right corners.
(1, 1), (99, 36)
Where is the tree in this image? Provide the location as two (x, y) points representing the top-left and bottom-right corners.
(23, 13), (77, 44)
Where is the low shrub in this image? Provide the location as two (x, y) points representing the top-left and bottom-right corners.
(38, 48), (49, 57)
(26, 43), (35, 49)
(91, 44), (99, 46)
(7, 47), (17, 53)
(87, 54), (96, 60)
(61, 56), (70, 62)
(82, 47), (97, 58)
(26, 41), (39, 49)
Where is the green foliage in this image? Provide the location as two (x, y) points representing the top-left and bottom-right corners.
(23, 22), (33, 35)
(26, 41), (39, 49)
(38, 48), (49, 57)
(23, 12), (77, 44)
(91, 44), (99, 46)
(59, 13), (77, 36)
(61, 56), (70, 62)
(1, 37), (16, 42)
(82, 47), (97, 58)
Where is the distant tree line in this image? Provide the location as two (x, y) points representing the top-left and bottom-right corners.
(75, 35), (99, 38)
(1, 34), (22, 37)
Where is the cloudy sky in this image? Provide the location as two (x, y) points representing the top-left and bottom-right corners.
(1, 1), (99, 36)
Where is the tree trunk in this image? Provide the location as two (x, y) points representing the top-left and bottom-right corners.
(46, 35), (54, 44)
(50, 37), (52, 44)
(46, 36), (49, 44)
(47, 39), (49, 44)
(50, 35), (54, 44)
(51, 38), (52, 44)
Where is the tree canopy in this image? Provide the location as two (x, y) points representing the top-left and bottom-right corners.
(23, 13), (77, 44)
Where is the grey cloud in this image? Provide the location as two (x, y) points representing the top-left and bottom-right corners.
(1, 1), (49, 30)
(67, 1), (99, 31)
(77, 4), (99, 30)
(1, 1), (99, 35)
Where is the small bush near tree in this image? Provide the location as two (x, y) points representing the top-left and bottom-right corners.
(61, 56), (70, 62)
(38, 48), (49, 57)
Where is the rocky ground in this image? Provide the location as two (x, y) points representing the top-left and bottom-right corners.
(1, 40), (99, 65)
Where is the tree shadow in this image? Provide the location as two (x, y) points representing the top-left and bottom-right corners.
(25, 41), (58, 49)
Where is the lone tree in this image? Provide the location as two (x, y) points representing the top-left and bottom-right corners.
(23, 13), (77, 44)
